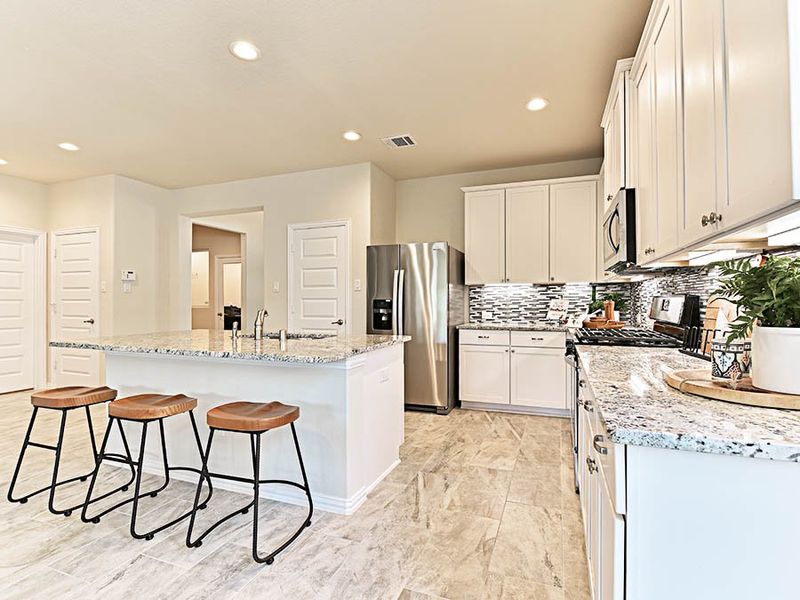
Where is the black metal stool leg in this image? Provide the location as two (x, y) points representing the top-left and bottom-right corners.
(290, 422), (314, 528)
(47, 410), (69, 516)
(7, 407), (39, 504)
(251, 432), (267, 563)
(129, 420), (152, 540)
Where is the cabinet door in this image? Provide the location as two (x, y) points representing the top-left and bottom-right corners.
(680, 0), (727, 245)
(633, 51), (657, 263)
(465, 189), (506, 284)
(509, 347), (567, 410)
(579, 403), (597, 586)
(549, 181), (597, 283)
(723, 0), (793, 227)
(652, 0), (682, 257)
(599, 476), (626, 600)
(506, 185), (549, 283)
(459, 344), (509, 404)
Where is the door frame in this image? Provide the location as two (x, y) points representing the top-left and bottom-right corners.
(49, 227), (101, 365)
(0, 225), (47, 390)
(287, 219), (351, 334)
(214, 254), (242, 330)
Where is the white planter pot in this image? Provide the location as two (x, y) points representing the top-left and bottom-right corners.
(751, 325), (800, 395)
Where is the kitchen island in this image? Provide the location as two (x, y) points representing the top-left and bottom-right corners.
(51, 330), (410, 515)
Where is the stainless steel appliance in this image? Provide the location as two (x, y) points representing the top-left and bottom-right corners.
(602, 188), (637, 273)
(574, 327), (683, 348)
(366, 242), (466, 414)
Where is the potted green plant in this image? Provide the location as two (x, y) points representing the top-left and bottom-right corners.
(714, 255), (800, 394)
(588, 292), (628, 320)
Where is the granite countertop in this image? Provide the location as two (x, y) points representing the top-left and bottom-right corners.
(50, 330), (411, 365)
(457, 321), (570, 332)
(577, 345), (800, 462)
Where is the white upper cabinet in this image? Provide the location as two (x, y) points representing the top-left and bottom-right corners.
(550, 180), (597, 283)
(464, 189), (505, 284)
(651, 0), (682, 257)
(506, 185), (549, 283)
(722, 0), (792, 227)
(679, 0), (727, 245)
(633, 50), (657, 262)
(464, 177), (598, 284)
(601, 59), (633, 211)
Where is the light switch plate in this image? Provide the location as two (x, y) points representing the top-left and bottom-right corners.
(354, 279), (362, 292)
(273, 281), (280, 293)
(122, 281), (132, 294)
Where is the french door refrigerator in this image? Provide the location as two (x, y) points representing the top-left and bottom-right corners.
(366, 242), (466, 414)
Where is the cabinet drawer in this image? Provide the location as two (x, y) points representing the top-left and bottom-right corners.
(510, 330), (566, 348)
(460, 329), (510, 346)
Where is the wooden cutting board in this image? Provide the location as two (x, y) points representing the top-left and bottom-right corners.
(665, 369), (800, 410)
(583, 319), (626, 330)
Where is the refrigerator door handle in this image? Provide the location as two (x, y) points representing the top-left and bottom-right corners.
(391, 269), (400, 335)
(397, 269), (405, 336)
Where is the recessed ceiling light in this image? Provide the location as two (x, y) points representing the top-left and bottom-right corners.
(57, 142), (80, 151)
(342, 131), (362, 142)
(526, 97), (549, 111)
(229, 40), (261, 61)
(0, 159), (7, 165)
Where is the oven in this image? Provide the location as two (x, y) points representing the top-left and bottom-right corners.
(602, 188), (637, 273)
(565, 339), (580, 492)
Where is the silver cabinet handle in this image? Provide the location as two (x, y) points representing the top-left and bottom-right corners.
(83, 318), (95, 324)
(581, 399), (594, 413)
(586, 457), (598, 474)
(593, 434), (609, 455)
(331, 319), (344, 325)
(477, 335), (489, 339)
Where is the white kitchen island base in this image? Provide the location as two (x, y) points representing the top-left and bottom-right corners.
(103, 344), (405, 515)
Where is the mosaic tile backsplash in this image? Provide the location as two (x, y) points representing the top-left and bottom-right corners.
(468, 282), (632, 323)
(467, 265), (723, 327)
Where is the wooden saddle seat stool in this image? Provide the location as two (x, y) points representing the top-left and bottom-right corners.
(81, 393), (212, 541)
(186, 401), (313, 565)
(6, 386), (134, 517)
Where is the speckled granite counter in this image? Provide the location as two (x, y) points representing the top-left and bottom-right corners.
(577, 345), (800, 461)
(457, 321), (570, 332)
(51, 329), (411, 365)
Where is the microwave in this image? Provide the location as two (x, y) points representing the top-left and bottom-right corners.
(602, 188), (637, 273)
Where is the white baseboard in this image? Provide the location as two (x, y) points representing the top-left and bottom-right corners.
(460, 401), (570, 418)
(102, 457), (401, 516)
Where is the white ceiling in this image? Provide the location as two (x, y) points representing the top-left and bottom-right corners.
(0, 0), (650, 188)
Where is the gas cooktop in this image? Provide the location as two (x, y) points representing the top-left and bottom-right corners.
(574, 327), (682, 348)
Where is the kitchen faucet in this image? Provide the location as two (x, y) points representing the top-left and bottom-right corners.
(254, 308), (268, 338)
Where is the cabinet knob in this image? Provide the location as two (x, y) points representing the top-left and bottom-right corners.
(606, 194), (613, 201)
(701, 214), (710, 227)
(579, 379), (586, 388)
(550, 277), (555, 282)
(586, 457), (599, 474)
(709, 211), (722, 224)
(582, 399), (594, 413)
(511, 349), (516, 353)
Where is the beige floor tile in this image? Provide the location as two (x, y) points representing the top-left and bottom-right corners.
(507, 462), (562, 508)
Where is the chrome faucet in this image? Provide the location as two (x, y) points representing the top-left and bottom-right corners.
(254, 309), (268, 338)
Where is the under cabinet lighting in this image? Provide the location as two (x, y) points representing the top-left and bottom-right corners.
(688, 249), (741, 267)
(768, 227), (800, 247)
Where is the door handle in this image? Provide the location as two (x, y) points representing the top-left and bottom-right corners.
(83, 318), (95, 324)
(331, 319), (344, 326)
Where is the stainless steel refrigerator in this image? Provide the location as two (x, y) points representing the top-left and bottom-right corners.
(367, 242), (466, 414)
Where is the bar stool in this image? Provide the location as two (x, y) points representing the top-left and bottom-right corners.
(7, 386), (134, 517)
(81, 393), (212, 541)
(186, 401), (313, 564)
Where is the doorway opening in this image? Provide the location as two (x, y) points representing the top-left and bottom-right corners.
(191, 224), (243, 331)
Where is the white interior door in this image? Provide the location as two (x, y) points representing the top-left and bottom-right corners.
(0, 232), (36, 393)
(289, 223), (348, 334)
(51, 230), (101, 386)
(215, 256), (242, 330)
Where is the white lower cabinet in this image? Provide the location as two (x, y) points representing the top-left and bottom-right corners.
(459, 344), (509, 404)
(510, 347), (567, 409)
(459, 329), (567, 414)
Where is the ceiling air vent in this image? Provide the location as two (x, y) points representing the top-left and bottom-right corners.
(381, 134), (417, 149)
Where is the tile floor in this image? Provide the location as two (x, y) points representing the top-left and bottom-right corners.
(0, 390), (590, 599)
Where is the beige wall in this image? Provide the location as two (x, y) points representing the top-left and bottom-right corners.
(193, 211), (264, 328)
(169, 163), (372, 332)
(369, 164), (396, 245)
(0, 173), (49, 231)
(395, 158), (603, 250)
(191, 224), (243, 329)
